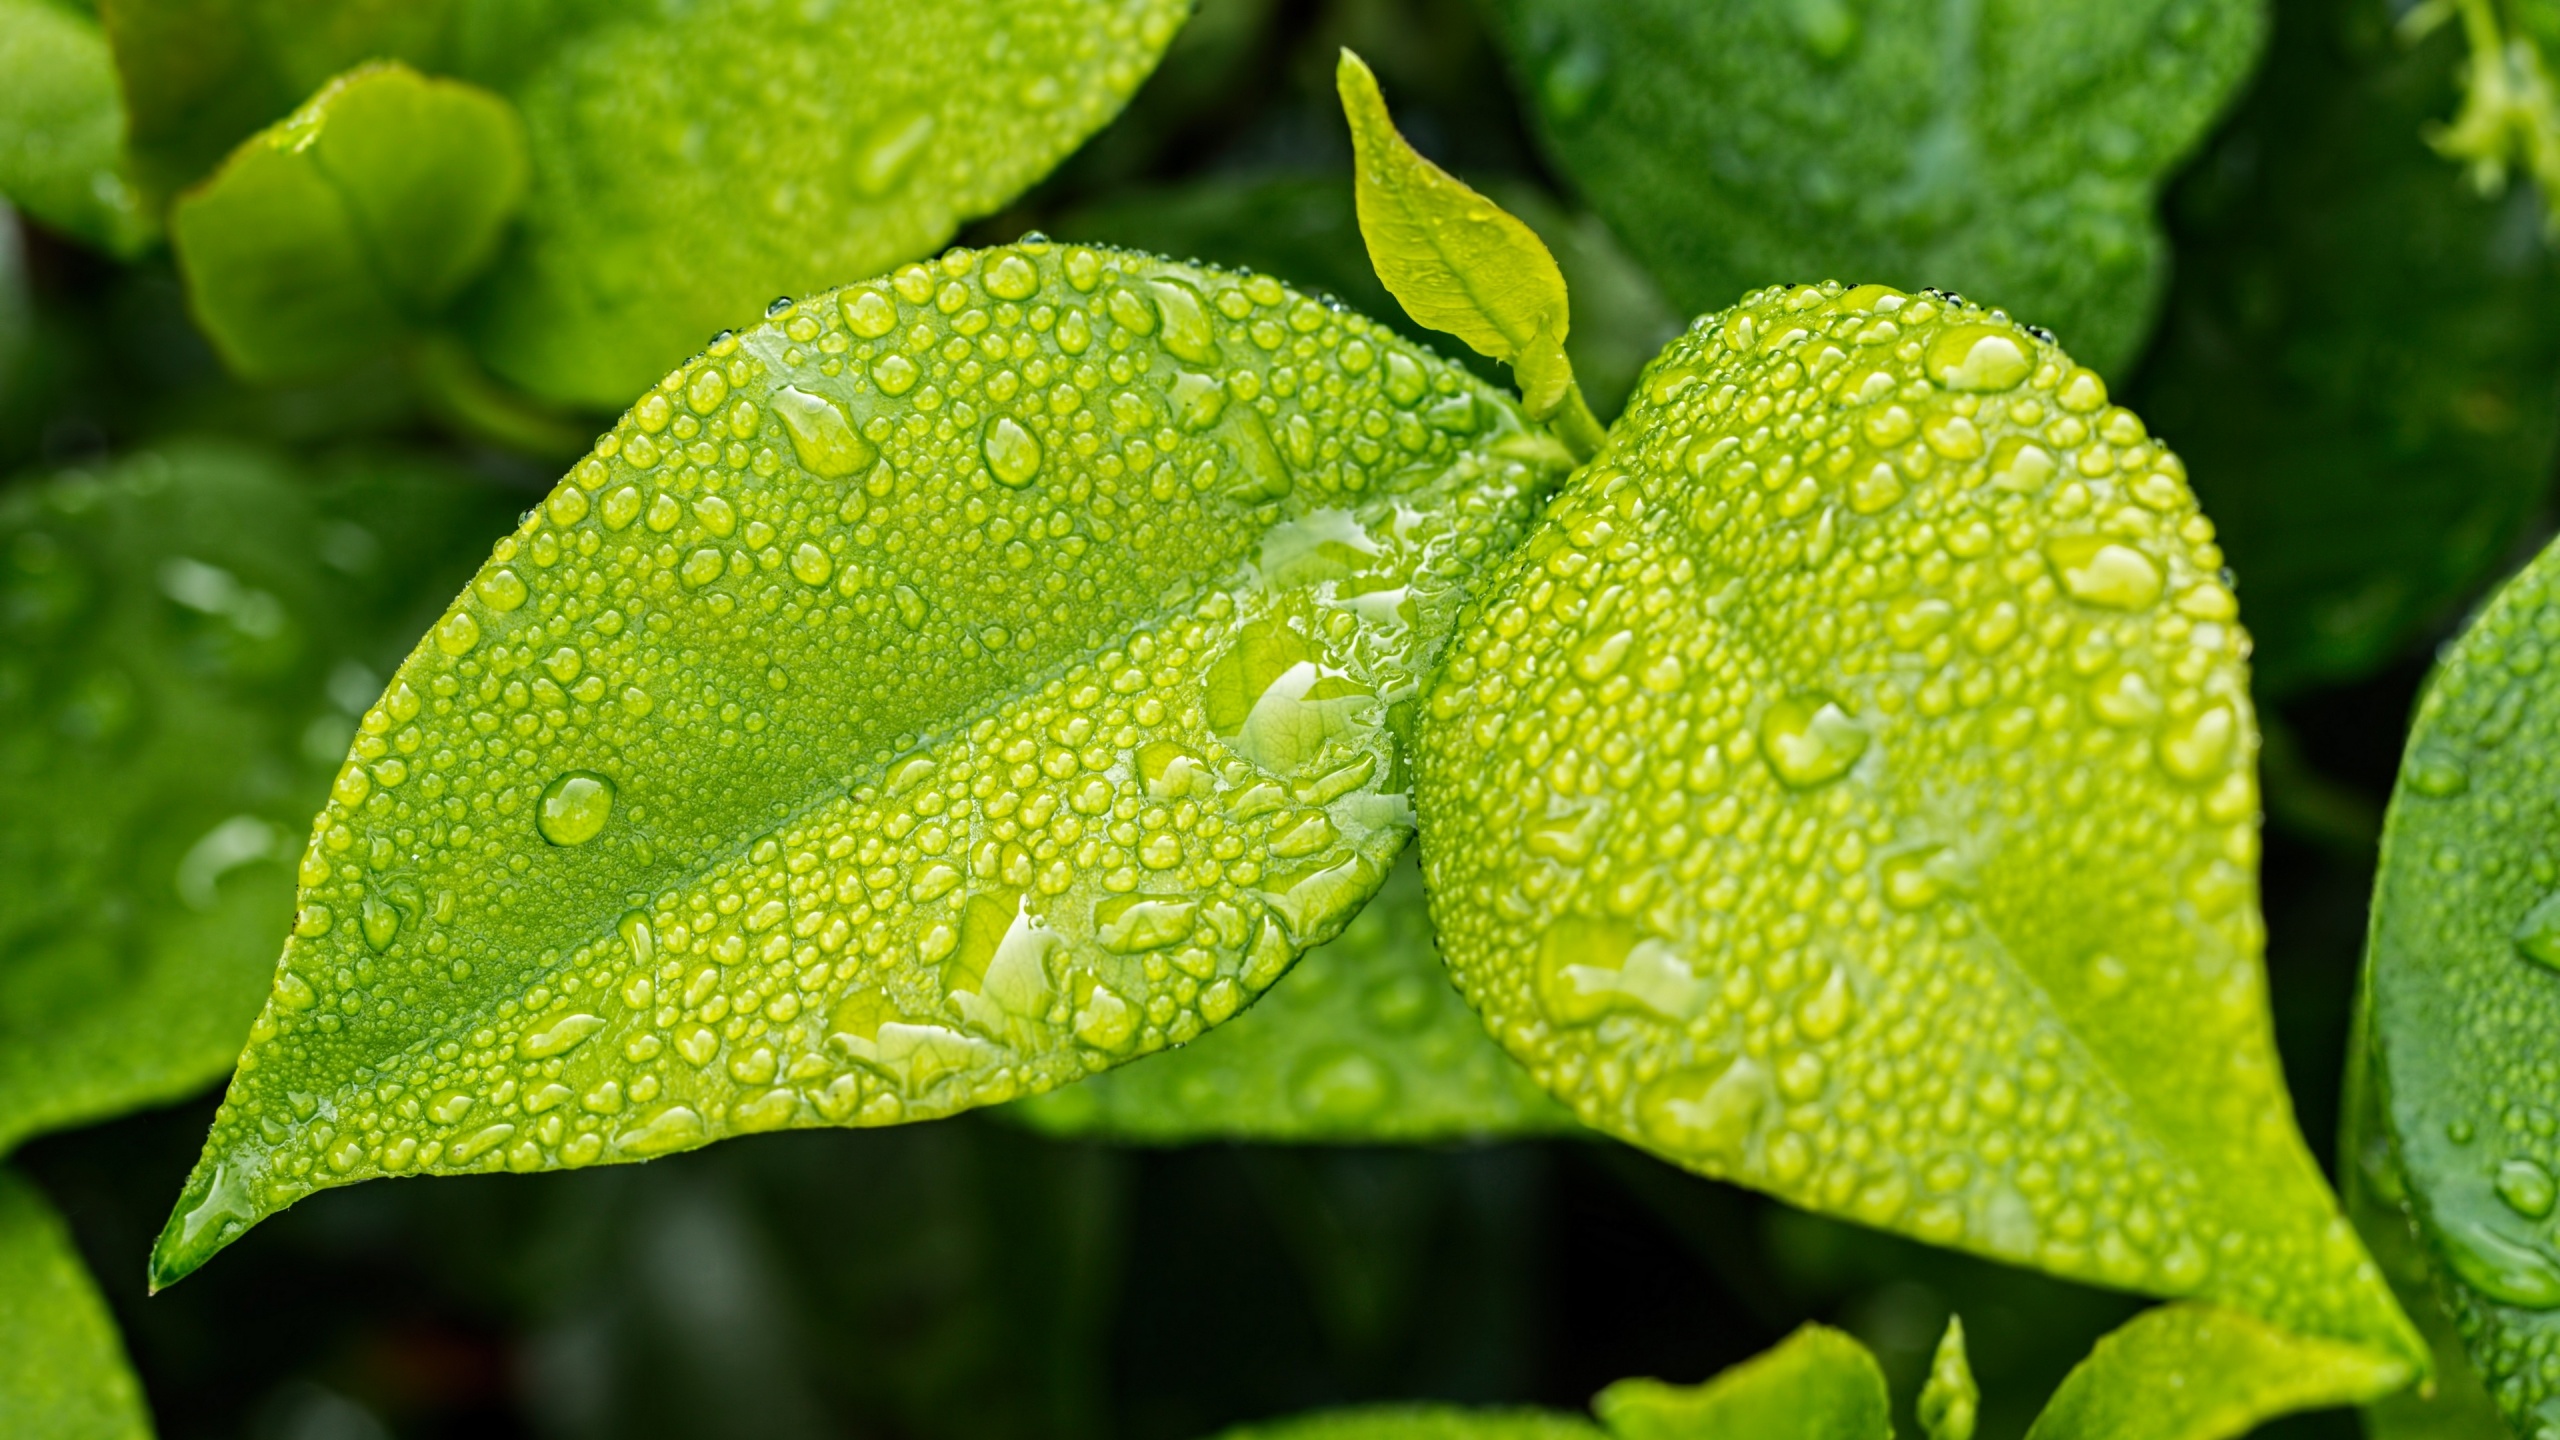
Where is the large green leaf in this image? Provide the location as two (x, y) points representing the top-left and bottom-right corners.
(170, 60), (527, 383)
(1414, 281), (2421, 1365)
(2125, 0), (2560, 696)
(1594, 1323), (1889, 1440)
(1009, 851), (1576, 1141)
(2362, 526), (2560, 1433)
(2023, 1304), (2412, 1440)
(101, 0), (1193, 406)
(1473, 0), (2265, 377)
(149, 242), (1565, 1286)
(0, 441), (517, 1159)
(0, 0), (152, 254)
(1214, 1410), (1601, 1440)
(0, 1170), (151, 1440)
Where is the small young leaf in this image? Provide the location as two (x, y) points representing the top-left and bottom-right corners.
(171, 61), (527, 383)
(2409, 0), (2560, 222)
(1475, 0), (2265, 377)
(2128, 0), (2560, 695)
(2023, 1304), (2413, 1440)
(2364, 526), (2560, 1431)
(1919, 1315), (1978, 1440)
(0, 441), (516, 1159)
(1009, 852), (1578, 1141)
(1335, 50), (1579, 426)
(150, 243), (1564, 1287)
(1415, 282), (2422, 1364)
(1213, 1408), (1602, 1440)
(1593, 1323), (1889, 1440)
(0, 1169), (153, 1440)
(0, 0), (152, 254)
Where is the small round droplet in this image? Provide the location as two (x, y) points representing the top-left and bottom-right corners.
(536, 771), (616, 846)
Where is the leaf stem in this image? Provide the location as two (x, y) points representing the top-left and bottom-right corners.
(1551, 382), (1608, 464)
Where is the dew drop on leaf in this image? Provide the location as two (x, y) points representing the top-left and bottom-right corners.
(535, 771), (615, 846)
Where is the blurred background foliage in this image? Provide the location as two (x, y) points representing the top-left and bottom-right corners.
(1, 0), (2550, 1435)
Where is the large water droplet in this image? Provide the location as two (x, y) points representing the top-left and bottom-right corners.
(983, 416), (1043, 487)
(2048, 537), (2164, 611)
(2440, 1216), (2560, 1309)
(1760, 695), (1869, 788)
(771, 386), (876, 477)
(1637, 1058), (1767, 1159)
(536, 771), (615, 846)
(2500, 1158), (2557, 1219)
(1925, 323), (2032, 392)
(2515, 890), (2560, 969)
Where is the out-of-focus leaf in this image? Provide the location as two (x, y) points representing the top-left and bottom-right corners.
(1919, 1316), (1978, 1440)
(0, 0), (152, 254)
(2363, 527), (2560, 1434)
(1594, 1323), (1889, 1440)
(1213, 1409), (1601, 1439)
(0, 201), (26, 401)
(0, 440), (517, 1158)
(1010, 852), (1576, 1141)
(2022, 1304), (2412, 1440)
(1474, 0), (2265, 376)
(1053, 173), (1674, 421)
(1416, 282), (2422, 1365)
(2127, 0), (2560, 696)
(149, 243), (1564, 1287)
(171, 61), (527, 383)
(1337, 48), (1574, 419)
(103, 0), (1193, 406)
(2410, 0), (2560, 220)
(0, 1169), (152, 1440)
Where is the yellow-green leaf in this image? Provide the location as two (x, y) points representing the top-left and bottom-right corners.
(2024, 1305), (2413, 1440)
(0, 0), (152, 254)
(1593, 1323), (1889, 1440)
(149, 242), (1564, 1287)
(1414, 281), (2422, 1366)
(0, 1169), (152, 1440)
(1336, 49), (1578, 426)
(171, 61), (527, 383)
(1919, 1316), (1979, 1440)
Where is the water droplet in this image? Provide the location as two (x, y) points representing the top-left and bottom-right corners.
(2515, 890), (2560, 969)
(2048, 537), (2163, 610)
(1291, 1047), (1393, 1121)
(2501, 1158), (2557, 1219)
(2159, 704), (2236, 782)
(985, 253), (1040, 301)
(1786, 0), (1859, 59)
(2440, 1217), (2560, 1309)
(476, 567), (528, 611)
(1925, 324), (2032, 392)
(434, 611), (480, 656)
(771, 386), (877, 477)
(983, 416), (1043, 487)
(1637, 1058), (1767, 1159)
(2408, 747), (2471, 797)
(536, 771), (615, 846)
(1760, 695), (1869, 788)
(1148, 277), (1221, 364)
(360, 894), (401, 951)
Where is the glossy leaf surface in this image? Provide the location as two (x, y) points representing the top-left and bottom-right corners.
(2364, 526), (2560, 1431)
(1594, 1323), (1888, 1440)
(2023, 1304), (2411, 1440)
(171, 61), (527, 383)
(0, 1170), (151, 1440)
(1476, 0), (2264, 376)
(0, 0), (151, 254)
(152, 243), (1563, 1286)
(1415, 281), (2418, 1362)
(0, 441), (516, 1159)
(1010, 852), (1576, 1141)
(2128, 0), (2560, 695)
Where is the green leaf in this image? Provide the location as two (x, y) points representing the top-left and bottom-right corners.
(149, 242), (1565, 1287)
(2023, 1304), (2412, 1440)
(1007, 850), (1578, 1141)
(1919, 1315), (1978, 1440)
(1414, 281), (2423, 1365)
(2125, 0), (2560, 696)
(1211, 1407), (1603, 1440)
(0, 440), (517, 1159)
(1335, 49), (1578, 424)
(1051, 172), (1678, 422)
(103, 0), (1194, 406)
(0, 1169), (151, 1440)
(1474, 0), (2266, 377)
(171, 60), (528, 383)
(0, 0), (153, 254)
(2362, 524), (2560, 1433)
(1593, 1323), (1889, 1440)
(2409, 0), (2560, 221)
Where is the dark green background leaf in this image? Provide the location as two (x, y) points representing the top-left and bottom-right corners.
(0, 0), (152, 255)
(0, 1168), (152, 1439)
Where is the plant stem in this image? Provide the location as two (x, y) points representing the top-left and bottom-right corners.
(1552, 382), (1609, 464)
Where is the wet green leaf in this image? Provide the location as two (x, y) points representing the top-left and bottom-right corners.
(1337, 49), (1576, 422)
(0, 1169), (151, 1440)
(1474, 0), (2265, 376)
(1594, 1323), (1888, 1440)
(171, 61), (527, 383)
(150, 242), (1564, 1287)
(1008, 851), (1576, 1141)
(2362, 525), (2560, 1433)
(1415, 282), (2421, 1364)
(0, 0), (152, 254)
(1918, 1316), (1978, 1440)
(1053, 172), (1676, 422)
(1212, 1408), (1602, 1440)
(103, 0), (1192, 406)
(2023, 1304), (2412, 1440)
(2127, 0), (2560, 696)
(0, 441), (516, 1159)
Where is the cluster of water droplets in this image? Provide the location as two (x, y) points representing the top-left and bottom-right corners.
(161, 240), (1562, 1272)
(1418, 281), (2391, 1340)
